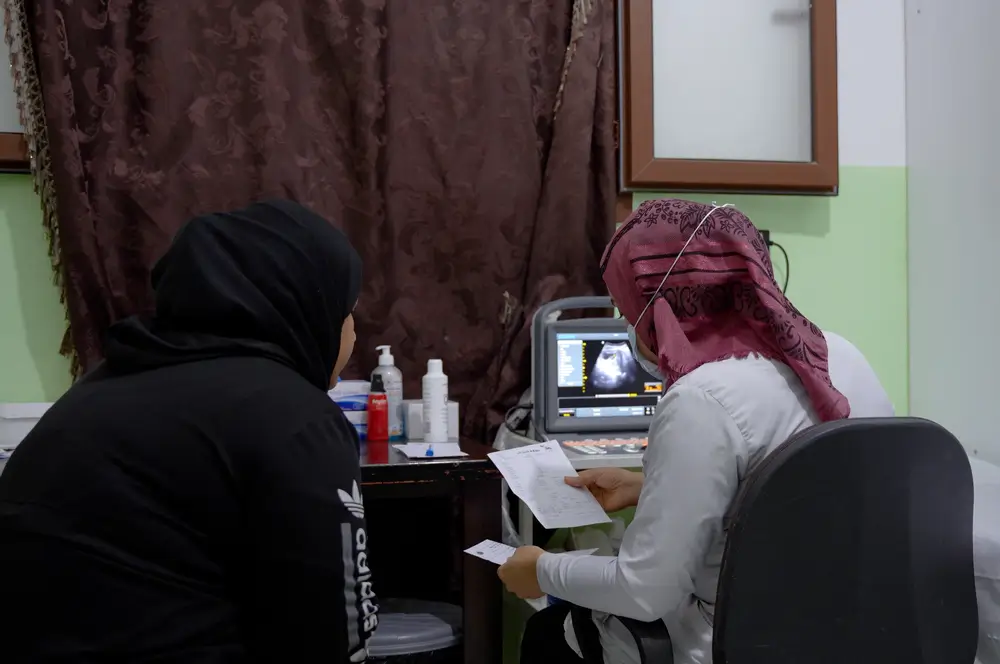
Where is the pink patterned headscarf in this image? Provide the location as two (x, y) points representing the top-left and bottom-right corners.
(602, 199), (849, 422)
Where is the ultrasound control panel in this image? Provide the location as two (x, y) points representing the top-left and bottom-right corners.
(559, 437), (648, 456)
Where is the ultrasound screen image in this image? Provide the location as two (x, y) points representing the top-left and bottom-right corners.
(588, 341), (638, 391)
(554, 332), (662, 419)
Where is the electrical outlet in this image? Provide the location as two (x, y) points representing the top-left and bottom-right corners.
(760, 229), (771, 246)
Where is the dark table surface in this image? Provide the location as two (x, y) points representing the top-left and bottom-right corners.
(359, 439), (497, 484)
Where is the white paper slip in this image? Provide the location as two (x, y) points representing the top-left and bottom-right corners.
(488, 442), (612, 529)
(393, 443), (468, 459)
(464, 539), (516, 565)
(464, 541), (600, 566)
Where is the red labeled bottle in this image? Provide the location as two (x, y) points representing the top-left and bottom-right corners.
(366, 374), (390, 442)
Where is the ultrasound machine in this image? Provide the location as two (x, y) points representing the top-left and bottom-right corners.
(499, 297), (663, 546)
(525, 296), (664, 468)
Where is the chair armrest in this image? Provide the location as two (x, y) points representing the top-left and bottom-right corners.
(569, 605), (674, 664)
(616, 616), (673, 664)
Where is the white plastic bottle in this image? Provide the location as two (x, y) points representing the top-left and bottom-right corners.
(421, 359), (449, 443)
(372, 345), (404, 439)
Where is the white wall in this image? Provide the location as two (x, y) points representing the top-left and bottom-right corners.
(906, 0), (1000, 462)
(837, 0), (906, 167)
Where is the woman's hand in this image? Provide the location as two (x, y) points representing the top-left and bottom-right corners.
(565, 467), (643, 512)
(498, 546), (546, 599)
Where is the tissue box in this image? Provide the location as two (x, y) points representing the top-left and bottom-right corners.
(402, 400), (460, 440)
(0, 403), (52, 448)
(328, 380), (370, 412)
(329, 381), (370, 440)
(343, 410), (367, 440)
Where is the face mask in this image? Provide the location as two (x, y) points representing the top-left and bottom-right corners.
(627, 202), (733, 383)
(628, 323), (663, 380)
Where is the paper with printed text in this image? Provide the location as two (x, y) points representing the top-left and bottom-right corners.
(464, 539), (599, 565)
(393, 443), (467, 459)
(464, 539), (517, 565)
(488, 442), (612, 529)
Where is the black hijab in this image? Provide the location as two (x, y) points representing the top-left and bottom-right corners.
(105, 199), (362, 390)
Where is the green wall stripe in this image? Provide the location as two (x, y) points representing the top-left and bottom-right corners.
(0, 168), (907, 412)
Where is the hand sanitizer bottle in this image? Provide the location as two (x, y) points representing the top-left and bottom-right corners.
(372, 345), (404, 439)
(422, 359), (449, 443)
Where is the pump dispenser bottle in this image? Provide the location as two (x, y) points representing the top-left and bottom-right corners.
(372, 345), (404, 439)
(421, 359), (449, 443)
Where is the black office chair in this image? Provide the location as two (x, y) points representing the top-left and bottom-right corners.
(572, 417), (979, 664)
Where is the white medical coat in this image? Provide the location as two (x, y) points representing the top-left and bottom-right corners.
(536, 332), (902, 664)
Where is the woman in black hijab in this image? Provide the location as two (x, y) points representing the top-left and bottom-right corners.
(0, 200), (377, 663)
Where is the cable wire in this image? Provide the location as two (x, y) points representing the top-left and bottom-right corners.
(769, 241), (790, 294)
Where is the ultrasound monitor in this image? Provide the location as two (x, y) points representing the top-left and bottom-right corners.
(541, 318), (664, 435)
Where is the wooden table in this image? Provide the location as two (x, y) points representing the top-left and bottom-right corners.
(360, 440), (501, 664)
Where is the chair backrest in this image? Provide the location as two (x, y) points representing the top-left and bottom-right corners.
(714, 418), (978, 664)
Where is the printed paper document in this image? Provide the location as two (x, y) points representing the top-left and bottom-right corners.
(393, 443), (467, 459)
(464, 539), (599, 565)
(488, 442), (612, 529)
(465, 539), (516, 565)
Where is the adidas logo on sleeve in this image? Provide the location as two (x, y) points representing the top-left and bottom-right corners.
(338, 481), (365, 519)
(339, 479), (378, 660)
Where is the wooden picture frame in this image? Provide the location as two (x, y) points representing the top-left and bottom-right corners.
(618, 0), (839, 194)
(0, 132), (29, 172)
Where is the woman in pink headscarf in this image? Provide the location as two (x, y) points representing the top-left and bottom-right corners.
(498, 199), (895, 664)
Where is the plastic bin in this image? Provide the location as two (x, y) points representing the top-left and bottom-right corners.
(0, 403), (51, 448)
(367, 599), (463, 664)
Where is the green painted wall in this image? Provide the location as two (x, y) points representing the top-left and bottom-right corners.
(635, 166), (909, 414)
(0, 167), (907, 411)
(0, 175), (71, 402)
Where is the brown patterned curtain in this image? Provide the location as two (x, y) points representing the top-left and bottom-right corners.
(4, 0), (615, 440)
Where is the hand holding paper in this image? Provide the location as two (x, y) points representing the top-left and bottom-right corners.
(467, 541), (600, 600)
(464, 539), (599, 566)
(497, 545), (546, 599)
(488, 442), (612, 529)
(464, 539), (516, 565)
